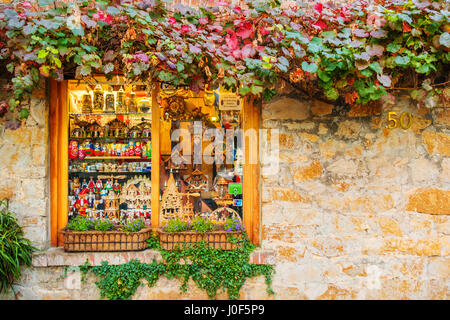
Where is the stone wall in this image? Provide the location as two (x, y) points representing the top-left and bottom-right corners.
(0, 81), (448, 299)
(0, 80), (50, 251)
(260, 88), (449, 299)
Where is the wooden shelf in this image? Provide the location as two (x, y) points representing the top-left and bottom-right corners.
(84, 156), (143, 160)
(69, 171), (151, 174)
(69, 137), (151, 141)
(70, 113), (151, 116)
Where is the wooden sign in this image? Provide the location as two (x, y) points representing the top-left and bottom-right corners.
(218, 88), (242, 111)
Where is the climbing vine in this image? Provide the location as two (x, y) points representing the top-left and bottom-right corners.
(0, 0), (448, 128)
(79, 233), (275, 300)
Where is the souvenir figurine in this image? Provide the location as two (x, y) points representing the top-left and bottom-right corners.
(75, 188), (89, 216)
(87, 177), (95, 193)
(134, 142), (142, 157)
(93, 143), (103, 157)
(128, 141), (135, 156)
(95, 179), (103, 194)
(83, 140), (93, 157)
(112, 179), (121, 194)
(88, 191), (95, 208)
(105, 179), (113, 192)
(141, 143), (147, 159)
(72, 177), (80, 195)
(69, 140), (79, 159)
(100, 187), (109, 199)
(81, 178), (88, 190)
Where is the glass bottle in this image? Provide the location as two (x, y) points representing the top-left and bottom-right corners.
(116, 86), (127, 113)
(127, 89), (137, 113)
(81, 93), (92, 113)
(93, 84), (104, 113)
(104, 87), (115, 113)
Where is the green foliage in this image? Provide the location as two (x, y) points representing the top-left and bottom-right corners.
(92, 219), (116, 232)
(80, 234), (274, 300)
(189, 217), (217, 233)
(122, 218), (145, 233)
(223, 218), (245, 232)
(162, 218), (190, 233)
(0, 199), (36, 294)
(0, 0), (448, 128)
(66, 215), (93, 231)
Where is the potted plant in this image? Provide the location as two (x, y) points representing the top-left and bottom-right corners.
(158, 217), (245, 250)
(58, 216), (152, 252)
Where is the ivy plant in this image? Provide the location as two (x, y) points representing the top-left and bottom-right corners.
(0, 0), (448, 129)
(79, 232), (275, 300)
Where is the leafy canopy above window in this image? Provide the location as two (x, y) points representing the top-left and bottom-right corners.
(0, 0), (448, 128)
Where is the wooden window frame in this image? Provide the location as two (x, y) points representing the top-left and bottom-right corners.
(49, 79), (261, 246)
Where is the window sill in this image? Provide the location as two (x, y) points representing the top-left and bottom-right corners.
(32, 247), (275, 267)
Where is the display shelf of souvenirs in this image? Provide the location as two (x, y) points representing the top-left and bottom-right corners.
(69, 139), (152, 160)
(70, 83), (152, 115)
(69, 161), (151, 173)
(68, 176), (152, 225)
(70, 118), (151, 139)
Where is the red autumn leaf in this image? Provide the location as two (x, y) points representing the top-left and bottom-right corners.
(236, 21), (254, 40)
(347, 77), (355, 86)
(314, 3), (324, 14)
(313, 20), (327, 31)
(403, 21), (412, 33)
(345, 92), (358, 105)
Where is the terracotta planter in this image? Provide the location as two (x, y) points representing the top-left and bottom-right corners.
(58, 227), (152, 252)
(158, 229), (243, 250)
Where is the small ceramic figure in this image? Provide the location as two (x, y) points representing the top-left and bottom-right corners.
(87, 177), (95, 193)
(95, 179), (103, 194)
(69, 140), (79, 159)
(93, 143), (103, 157)
(105, 179), (113, 192)
(112, 179), (121, 194)
(75, 188), (89, 216)
(72, 177), (80, 195)
(81, 178), (88, 190)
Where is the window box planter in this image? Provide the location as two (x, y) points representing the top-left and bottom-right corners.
(58, 227), (153, 252)
(158, 229), (243, 250)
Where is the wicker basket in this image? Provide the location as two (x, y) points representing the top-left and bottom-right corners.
(158, 229), (243, 250)
(58, 227), (152, 252)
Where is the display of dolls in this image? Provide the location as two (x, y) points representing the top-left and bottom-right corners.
(95, 179), (103, 194)
(69, 140), (79, 159)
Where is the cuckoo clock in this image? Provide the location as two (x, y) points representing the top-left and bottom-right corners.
(185, 168), (209, 194)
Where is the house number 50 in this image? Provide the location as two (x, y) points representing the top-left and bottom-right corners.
(387, 111), (412, 129)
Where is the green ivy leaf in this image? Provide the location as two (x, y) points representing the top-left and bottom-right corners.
(317, 69), (331, 82)
(324, 87), (339, 100)
(386, 43), (402, 53)
(439, 32), (450, 48)
(301, 61), (318, 74)
(394, 55), (410, 67)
